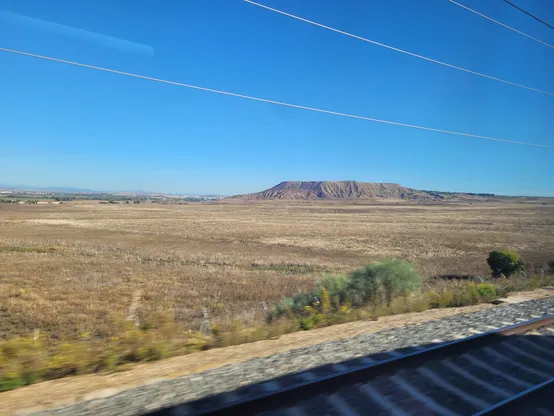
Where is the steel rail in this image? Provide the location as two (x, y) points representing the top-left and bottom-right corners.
(154, 314), (554, 416)
(473, 377), (554, 415)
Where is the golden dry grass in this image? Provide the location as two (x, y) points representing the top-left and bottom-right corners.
(1, 200), (553, 341)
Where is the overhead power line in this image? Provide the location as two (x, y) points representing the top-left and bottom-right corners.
(449, 0), (554, 50)
(1, 47), (553, 149)
(243, 0), (554, 97)
(504, 0), (554, 31)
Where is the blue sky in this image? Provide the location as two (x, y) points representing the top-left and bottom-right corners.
(1, 0), (553, 196)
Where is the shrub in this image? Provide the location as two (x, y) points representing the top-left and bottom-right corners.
(427, 289), (454, 309)
(549, 260), (554, 275)
(476, 283), (497, 300)
(487, 250), (524, 277)
(374, 258), (422, 304)
(273, 274), (347, 318)
(457, 283), (480, 306)
(315, 274), (349, 306)
(426, 281), (498, 309)
(441, 284), (478, 307)
(275, 292), (318, 316)
(347, 264), (381, 307)
(272, 259), (421, 319)
(346, 259), (422, 307)
(320, 288), (331, 315)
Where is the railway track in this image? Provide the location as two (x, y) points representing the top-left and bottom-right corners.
(152, 315), (554, 416)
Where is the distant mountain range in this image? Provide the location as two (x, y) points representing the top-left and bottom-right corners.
(0, 184), (221, 197)
(229, 181), (499, 201)
(0, 184), (98, 193)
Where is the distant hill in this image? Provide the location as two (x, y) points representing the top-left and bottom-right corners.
(230, 181), (456, 201)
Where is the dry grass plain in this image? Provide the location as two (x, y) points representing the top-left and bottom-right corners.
(1, 200), (553, 341)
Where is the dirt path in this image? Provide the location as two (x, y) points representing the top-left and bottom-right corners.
(3, 289), (551, 415)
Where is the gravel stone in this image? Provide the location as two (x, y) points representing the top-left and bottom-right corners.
(28, 297), (554, 416)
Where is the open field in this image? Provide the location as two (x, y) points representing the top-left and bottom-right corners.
(1, 200), (553, 341)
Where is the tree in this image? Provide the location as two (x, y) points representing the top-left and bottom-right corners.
(487, 250), (524, 277)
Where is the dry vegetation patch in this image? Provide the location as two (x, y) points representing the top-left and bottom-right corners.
(1, 201), (553, 390)
(1, 201), (553, 341)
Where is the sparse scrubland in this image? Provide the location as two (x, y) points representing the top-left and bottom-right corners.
(1, 200), (553, 390)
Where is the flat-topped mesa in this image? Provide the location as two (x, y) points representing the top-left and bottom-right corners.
(230, 181), (444, 200)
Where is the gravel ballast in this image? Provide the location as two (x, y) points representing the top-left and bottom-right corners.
(24, 297), (554, 416)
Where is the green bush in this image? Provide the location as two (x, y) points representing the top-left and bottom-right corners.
(346, 259), (422, 307)
(487, 250), (524, 277)
(298, 311), (324, 330)
(347, 264), (381, 307)
(272, 274), (348, 318)
(273, 292), (320, 319)
(315, 274), (349, 306)
(476, 283), (497, 300)
(549, 260), (554, 275)
(272, 259), (421, 319)
(374, 258), (422, 304)
(280, 293), (317, 315)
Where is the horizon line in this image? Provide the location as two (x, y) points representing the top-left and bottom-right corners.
(2, 182), (553, 199)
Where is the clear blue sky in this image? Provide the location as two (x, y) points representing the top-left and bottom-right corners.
(1, 0), (553, 195)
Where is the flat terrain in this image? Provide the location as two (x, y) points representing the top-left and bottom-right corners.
(1, 200), (553, 340)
